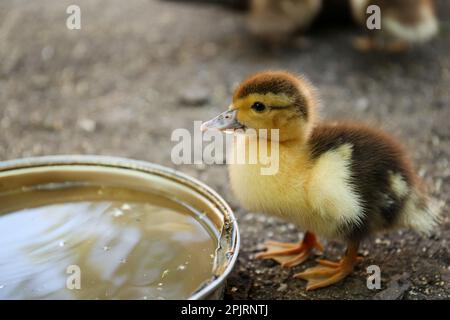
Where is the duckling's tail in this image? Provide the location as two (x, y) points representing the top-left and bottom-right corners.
(398, 190), (443, 235)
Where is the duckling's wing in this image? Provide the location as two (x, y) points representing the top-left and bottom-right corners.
(308, 122), (439, 239)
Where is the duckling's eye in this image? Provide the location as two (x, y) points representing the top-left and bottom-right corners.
(251, 102), (266, 112)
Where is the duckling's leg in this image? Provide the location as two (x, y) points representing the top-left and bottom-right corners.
(294, 241), (362, 290)
(384, 40), (410, 53)
(255, 231), (323, 268)
(352, 36), (377, 52)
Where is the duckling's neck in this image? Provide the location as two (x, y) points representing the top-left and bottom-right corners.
(277, 118), (314, 145)
(230, 132), (312, 173)
(228, 134), (315, 227)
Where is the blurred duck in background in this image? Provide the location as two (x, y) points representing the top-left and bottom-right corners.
(163, 0), (440, 51)
(162, 0), (249, 10)
(248, 0), (323, 45)
(350, 0), (439, 52)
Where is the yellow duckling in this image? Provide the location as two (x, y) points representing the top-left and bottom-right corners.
(350, 0), (439, 52)
(201, 71), (440, 290)
(248, 0), (323, 44)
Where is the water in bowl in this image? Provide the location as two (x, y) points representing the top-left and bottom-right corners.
(0, 184), (217, 299)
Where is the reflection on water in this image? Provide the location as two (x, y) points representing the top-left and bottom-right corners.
(0, 187), (216, 300)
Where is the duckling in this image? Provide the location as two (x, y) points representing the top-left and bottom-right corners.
(201, 71), (441, 290)
(350, 0), (439, 52)
(248, 0), (322, 44)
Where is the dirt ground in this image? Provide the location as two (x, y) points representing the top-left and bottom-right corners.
(0, 0), (449, 299)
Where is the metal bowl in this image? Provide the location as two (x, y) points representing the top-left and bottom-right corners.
(0, 155), (240, 300)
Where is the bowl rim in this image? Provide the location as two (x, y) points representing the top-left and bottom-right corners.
(0, 154), (240, 300)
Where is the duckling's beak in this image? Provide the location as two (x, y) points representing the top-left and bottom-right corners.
(201, 109), (244, 132)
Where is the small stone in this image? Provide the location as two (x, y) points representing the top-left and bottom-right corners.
(255, 243), (266, 251)
(355, 97), (369, 111)
(195, 163), (207, 171)
(179, 86), (210, 106)
(434, 178), (442, 192)
(431, 135), (440, 146)
(375, 238), (391, 246)
(256, 216), (267, 223)
(244, 213), (255, 221)
(418, 167), (427, 177)
(77, 118), (96, 132)
(374, 273), (411, 300)
(277, 283), (288, 292)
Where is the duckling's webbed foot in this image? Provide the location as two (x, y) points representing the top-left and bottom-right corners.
(353, 36), (410, 53)
(255, 231), (323, 268)
(294, 241), (362, 290)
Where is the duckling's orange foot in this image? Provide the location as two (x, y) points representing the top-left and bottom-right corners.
(385, 41), (410, 53)
(294, 242), (362, 291)
(352, 36), (377, 52)
(255, 231), (323, 268)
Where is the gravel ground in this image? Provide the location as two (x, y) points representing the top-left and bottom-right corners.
(0, 0), (449, 299)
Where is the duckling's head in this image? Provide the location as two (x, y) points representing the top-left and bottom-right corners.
(201, 71), (318, 142)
